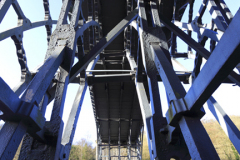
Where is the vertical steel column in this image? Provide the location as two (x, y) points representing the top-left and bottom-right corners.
(118, 120), (121, 160)
(137, 136), (141, 160)
(170, 0), (177, 56)
(150, 44), (219, 159)
(96, 122), (103, 160)
(97, 123), (103, 160)
(59, 55), (98, 159)
(96, 124), (99, 159)
(135, 1), (191, 159)
(126, 50), (155, 159)
(59, 77), (87, 159)
(108, 122), (110, 159)
(18, 0), (83, 159)
(128, 120), (132, 160)
(137, 1), (165, 158)
(132, 19), (196, 158)
(187, 0), (194, 53)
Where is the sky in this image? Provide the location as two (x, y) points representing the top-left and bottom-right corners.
(0, 0), (239, 147)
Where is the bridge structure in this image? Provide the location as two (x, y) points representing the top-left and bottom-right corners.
(0, 0), (240, 159)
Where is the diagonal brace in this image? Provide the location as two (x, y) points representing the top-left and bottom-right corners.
(159, 10), (240, 86)
(69, 8), (138, 81)
(185, 9), (240, 113)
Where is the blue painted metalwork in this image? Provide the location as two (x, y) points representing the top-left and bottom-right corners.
(0, 0), (240, 159)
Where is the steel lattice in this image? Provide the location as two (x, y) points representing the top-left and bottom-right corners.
(0, 0), (239, 159)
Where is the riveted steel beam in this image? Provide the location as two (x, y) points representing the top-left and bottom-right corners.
(0, 45), (66, 160)
(59, 79), (88, 159)
(185, 9), (240, 113)
(0, 0), (239, 159)
(179, 116), (220, 159)
(150, 44), (219, 160)
(0, 19), (57, 41)
(18, 0), (85, 159)
(127, 49), (162, 160)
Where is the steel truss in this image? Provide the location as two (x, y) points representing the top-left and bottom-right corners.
(96, 126), (143, 160)
(0, 0), (240, 159)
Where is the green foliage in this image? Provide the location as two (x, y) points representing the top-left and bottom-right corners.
(231, 144), (240, 160)
(69, 138), (96, 160)
(70, 145), (81, 160)
(6, 116), (240, 160)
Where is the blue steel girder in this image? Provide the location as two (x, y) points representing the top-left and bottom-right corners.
(0, 0), (240, 160)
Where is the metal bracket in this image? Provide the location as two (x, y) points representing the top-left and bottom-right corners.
(166, 98), (188, 127)
(166, 97), (205, 127)
(1, 101), (45, 134)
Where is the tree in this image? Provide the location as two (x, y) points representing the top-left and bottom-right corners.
(69, 138), (96, 160)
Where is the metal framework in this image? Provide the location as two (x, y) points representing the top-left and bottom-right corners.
(0, 0), (240, 159)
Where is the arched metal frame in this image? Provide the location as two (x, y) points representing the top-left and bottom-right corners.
(0, 0), (239, 159)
